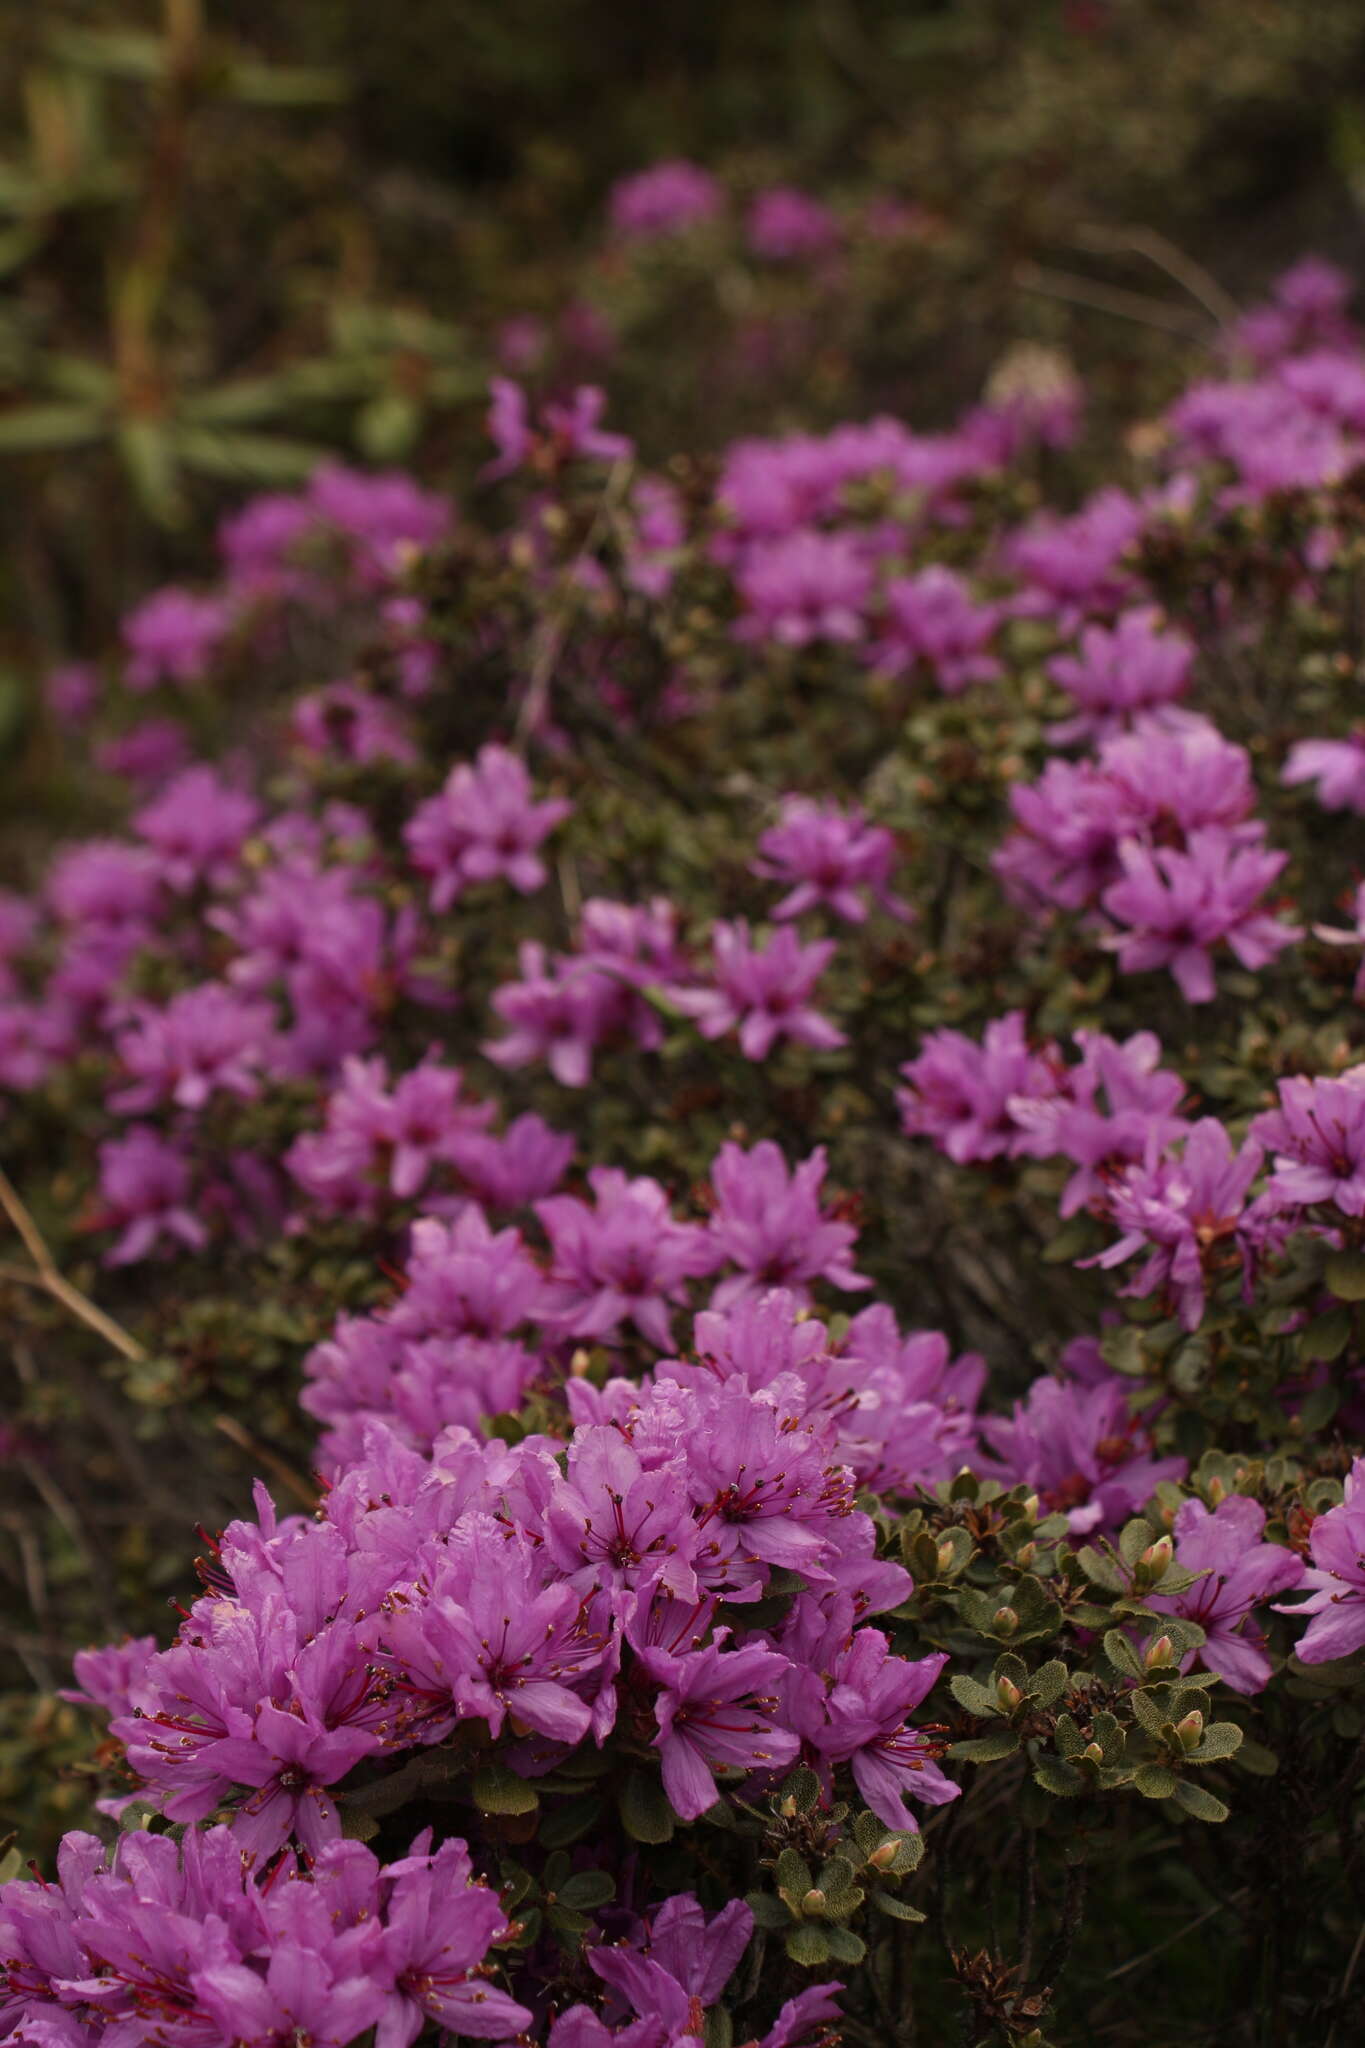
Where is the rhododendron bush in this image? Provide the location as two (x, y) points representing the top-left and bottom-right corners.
(9, 210), (1365, 2044)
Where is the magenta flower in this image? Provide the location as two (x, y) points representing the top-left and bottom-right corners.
(95, 1127), (207, 1266)
(735, 532), (872, 647)
(121, 586), (229, 692)
(1252, 1071), (1365, 1217)
(447, 1111), (575, 1209)
(707, 1141), (869, 1308)
(784, 1629), (958, 1831)
(634, 1633), (799, 1818)
(132, 765), (261, 891)
(751, 796), (908, 923)
(609, 160), (722, 239)
(1278, 1457), (1365, 1664)
(1147, 1495), (1303, 1693)
(536, 1166), (718, 1349)
(202, 1699), (380, 1858)
(676, 920), (845, 1061)
(587, 1895), (753, 2033)
(1007, 1028), (1188, 1217)
(110, 982), (276, 1114)
(897, 1011), (1061, 1164)
(1047, 606), (1193, 743)
(1100, 828), (1299, 1003)
(1086, 1119), (1264, 1330)
(747, 188), (840, 261)
(376, 1834), (531, 2046)
(292, 681), (416, 766)
(874, 566), (1001, 693)
(404, 743), (571, 910)
(1284, 735), (1365, 812)
(545, 1424), (701, 1602)
(980, 1372), (1184, 1533)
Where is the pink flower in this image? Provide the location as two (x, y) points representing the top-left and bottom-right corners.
(676, 921), (845, 1061)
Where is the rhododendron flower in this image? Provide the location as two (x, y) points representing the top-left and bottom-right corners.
(121, 586), (229, 691)
(1086, 1119), (1264, 1330)
(1147, 1495), (1303, 1693)
(751, 796), (909, 922)
(610, 160), (722, 239)
(375, 1833), (532, 2046)
(734, 532), (872, 647)
(95, 1127), (207, 1265)
(747, 188), (840, 261)
(1100, 829), (1298, 1003)
(109, 983), (276, 1113)
(1047, 606), (1193, 742)
(676, 921), (845, 1060)
(1278, 1456), (1365, 1663)
(874, 566), (1001, 692)
(1252, 1070), (1365, 1216)
(132, 765), (261, 890)
(405, 743), (571, 909)
(1283, 734), (1365, 812)
(980, 1371), (1184, 1532)
(707, 1140), (869, 1307)
(897, 1011), (1060, 1164)
(635, 1633), (799, 1817)
(536, 1167), (718, 1348)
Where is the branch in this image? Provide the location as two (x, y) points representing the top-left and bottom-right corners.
(0, 1165), (147, 1363)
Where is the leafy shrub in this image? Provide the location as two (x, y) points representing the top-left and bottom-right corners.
(9, 224), (1365, 2044)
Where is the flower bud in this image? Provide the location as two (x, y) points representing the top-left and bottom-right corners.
(1144, 1634), (1177, 1671)
(867, 1841), (899, 1872)
(992, 1606), (1019, 1637)
(1014, 1542), (1037, 1570)
(801, 1889), (826, 1918)
(779, 1795), (798, 1818)
(1082, 1741), (1105, 1764)
(1207, 1476), (1226, 1505)
(1020, 1493), (1040, 1523)
(1174, 1710), (1204, 1751)
(936, 1538), (958, 1575)
(996, 1675), (1024, 1712)
(1139, 1536), (1173, 1576)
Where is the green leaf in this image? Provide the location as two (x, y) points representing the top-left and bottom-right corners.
(1234, 1738), (1279, 1777)
(1300, 1306), (1353, 1363)
(822, 1924), (867, 1966)
(785, 1924), (831, 1967)
(949, 1673), (999, 1717)
(1133, 1764), (1178, 1799)
(1171, 1779), (1230, 1823)
(1326, 1250), (1365, 1301)
(618, 1771), (675, 1844)
(1186, 1721), (1244, 1764)
(472, 1766), (539, 1817)
(538, 1795), (603, 1849)
(174, 428), (331, 485)
(556, 1871), (616, 1912)
(872, 1890), (927, 1922)
(949, 1730), (1021, 1763)
(0, 402), (105, 451)
(1032, 1756), (1084, 1798)
(746, 1891), (793, 1930)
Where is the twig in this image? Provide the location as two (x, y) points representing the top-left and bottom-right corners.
(512, 456), (633, 747)
(1104, 1888), (1243, 1980)
(1326, 1916), (1365, 2048)
(1072, 222), (1240, 329)
(0, 1164), (147, 1363)
(1014, 261), (1210, 340)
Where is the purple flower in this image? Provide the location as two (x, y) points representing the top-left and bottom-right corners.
(675, 921), (845, 1061)
(536, 1167), (718, 1349)
(292, 682), (416, 766)
(484, 941), (618, 1089)
(874, 567), (1001, 692)
(109, 983), (276, 1113)
(1147, 1495), (1303, 1693)
(980, 1371), (1185, 1533)
(1278, 1457), (1365, 1664)
(448, 1111), (575, 1209)
(747, 188), (840, 262)
(1086, 1119), (1265, 1330)
(1284, 736), (1365, 812)
(201, 1698), (380, 1857)
(545, 1424), (700, 1602)
(404, 743), (571, 910)
(897, 1011), (1061, 1164)
(587, 1895), (753, 2035)
(707, 1141), (868, 1308)
(610, 161), (722, 239)
(1007, 1028), (1188, 1217)
(783, 1628), (957, 1830)
(1251, 1070), (1365, 1216)
(376, 1833), (531, 2046)
(734, 531), (871, 648)
(132, 766), (261, 891)
(1047, 607), (1193, 743)
(1100, 828), (1299, 1003)
(95, 1127), (208, 1266)
(634, 1633), (799, 1818)
(1004, 487), (1144, 625)
(751, 797), (908, 923)
(45, 842), (162, 934)
(121, 587), (229, 692)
